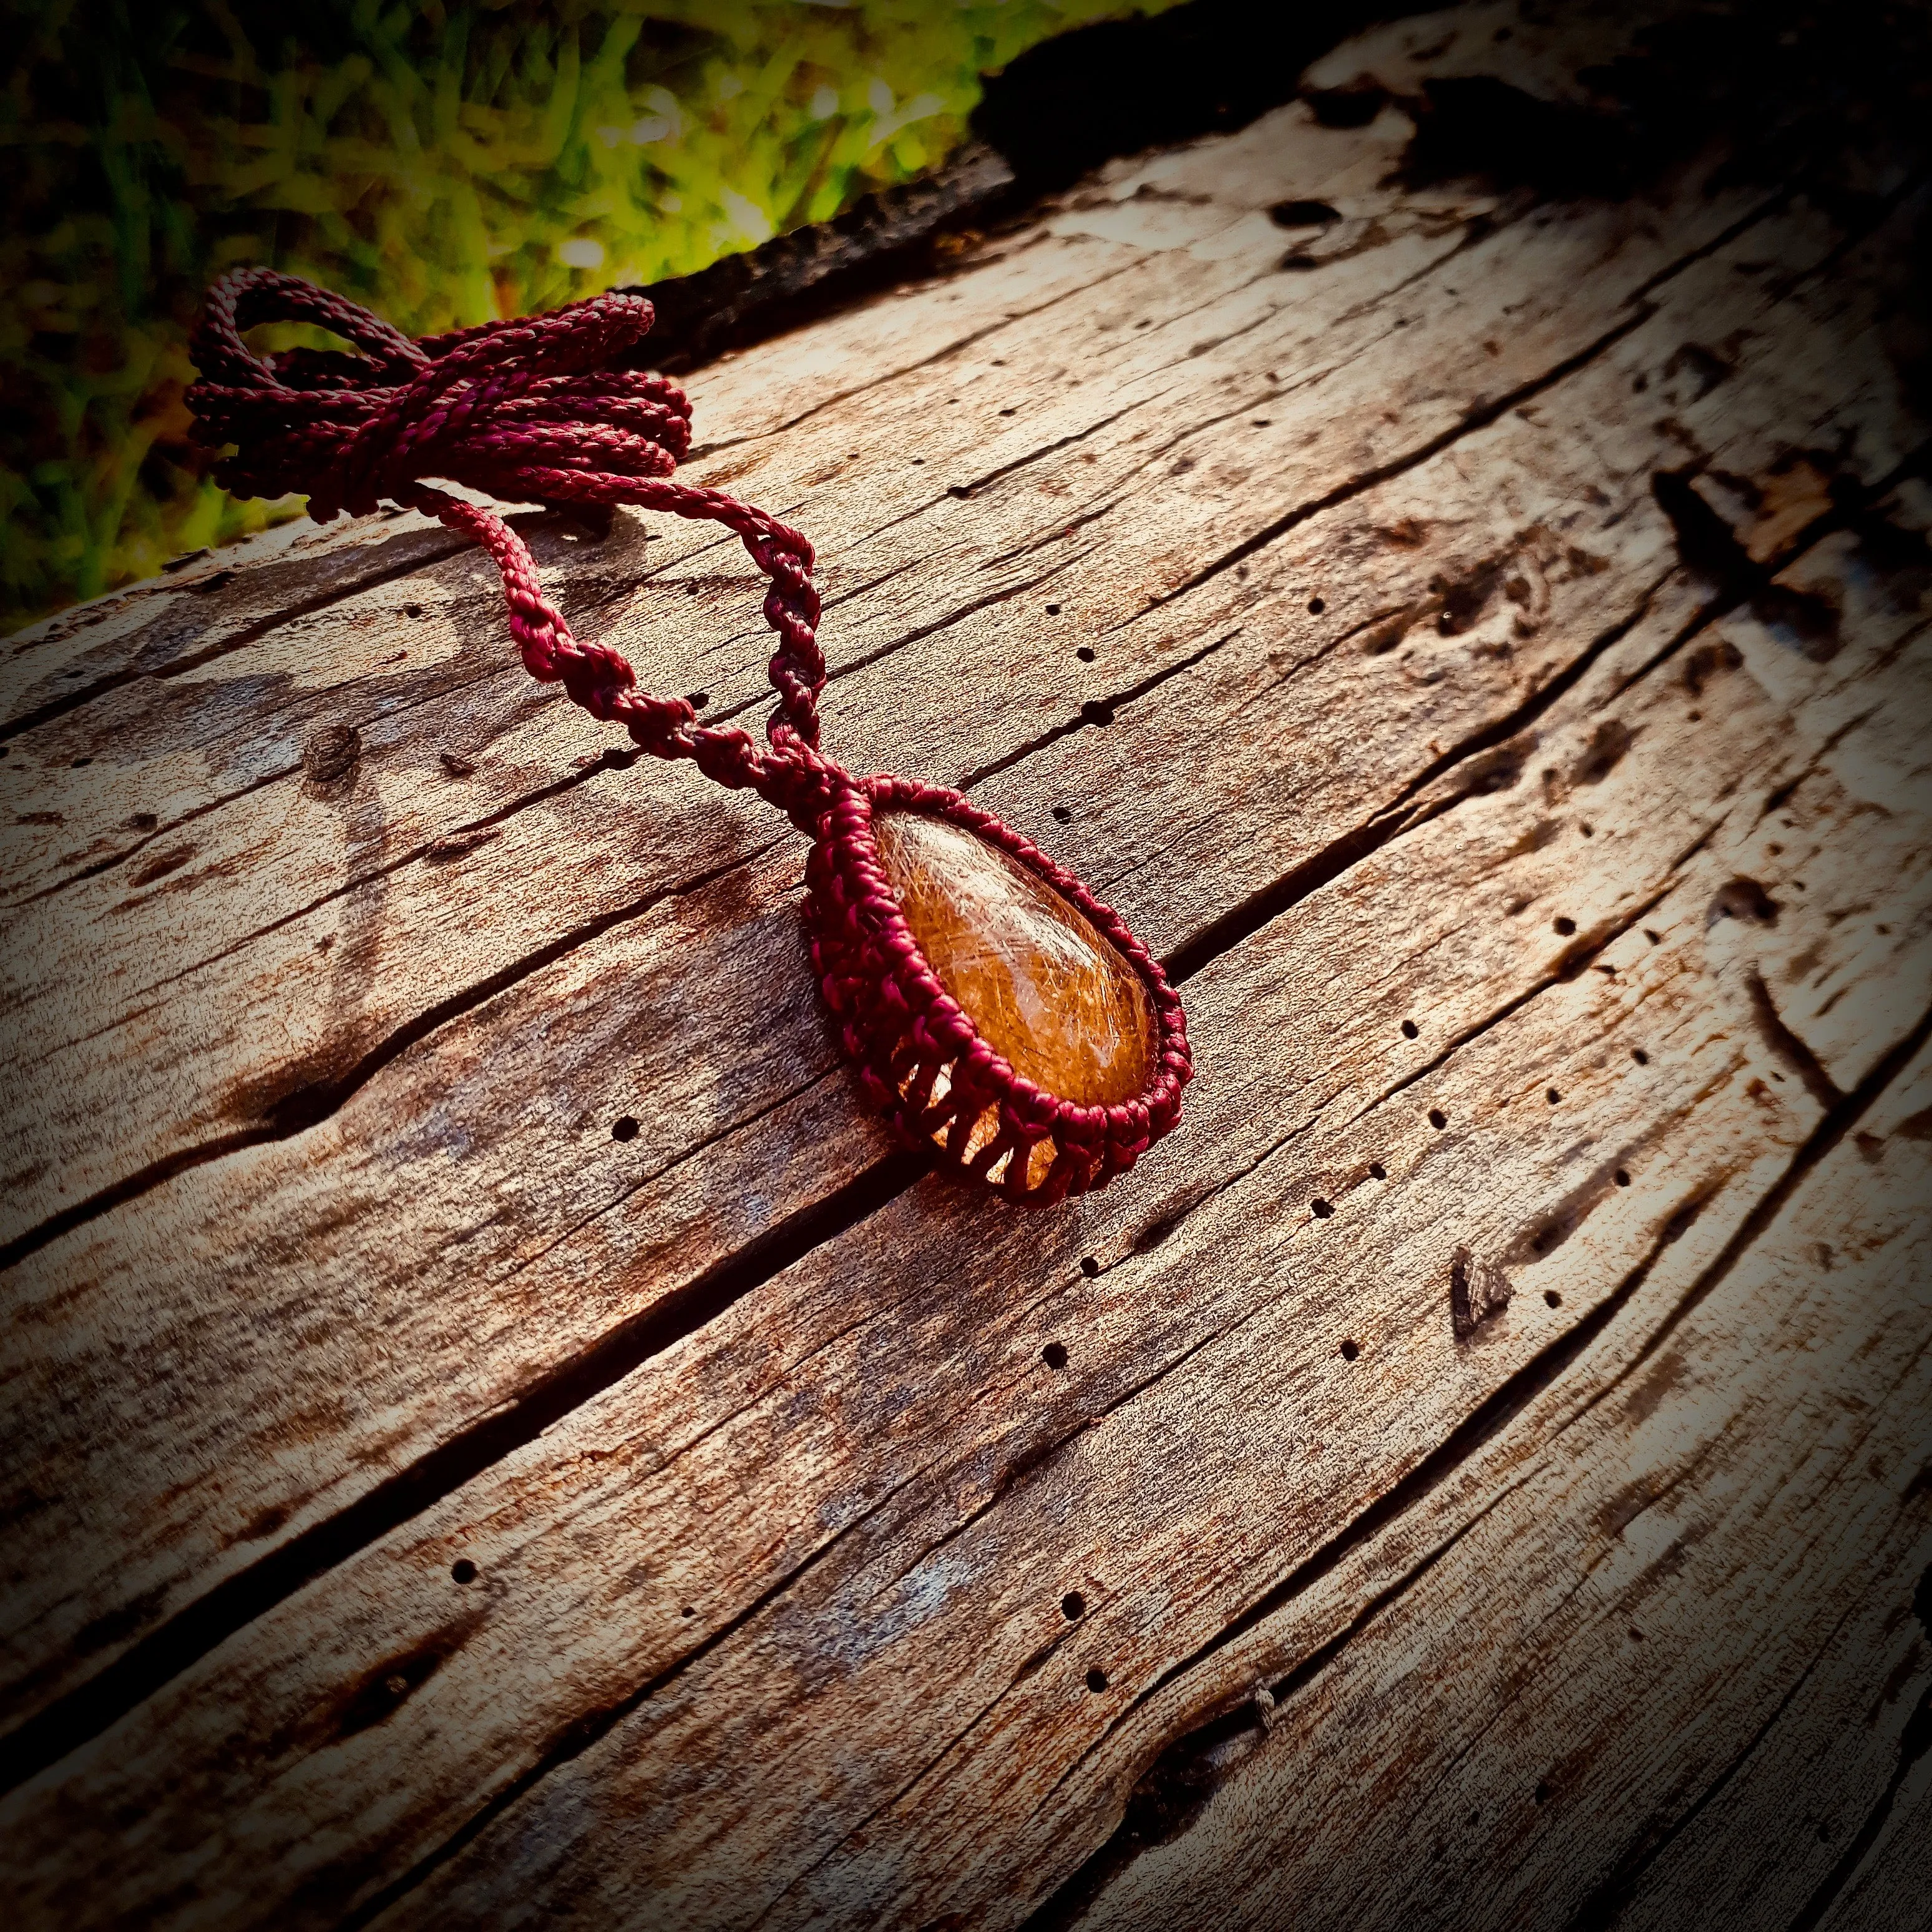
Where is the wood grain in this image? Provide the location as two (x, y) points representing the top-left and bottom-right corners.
(4, 163), (1912, 1738)
(1059, 1045), (1932, 1932)
(1, 6), (1928, 1926)
(7, 437), (1928, 1927)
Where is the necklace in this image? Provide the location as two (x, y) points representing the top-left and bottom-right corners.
(188, 269), (1191, 1203)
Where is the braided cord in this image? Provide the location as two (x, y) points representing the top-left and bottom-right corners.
(187, 268), (834, 818)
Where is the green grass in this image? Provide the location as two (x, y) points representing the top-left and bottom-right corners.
(1, 0), (1176, 633)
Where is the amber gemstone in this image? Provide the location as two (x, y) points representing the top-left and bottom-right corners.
(871, 810), (1156, 1107)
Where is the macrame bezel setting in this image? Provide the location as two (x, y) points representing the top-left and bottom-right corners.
(805, 775), (1190, 1204)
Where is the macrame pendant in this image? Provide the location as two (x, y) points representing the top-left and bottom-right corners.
(187, 269), (1190, 1204)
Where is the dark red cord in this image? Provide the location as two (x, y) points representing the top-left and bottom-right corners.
(187, 267), (836, 822)
(187, 267), (1192, 1201)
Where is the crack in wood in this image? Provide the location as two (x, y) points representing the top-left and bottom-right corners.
(1572, 992), (1932, 1422)
(962, 625), (1244, 791)
(1005, 987), (1932, 1928)
(1555, 1547), (1880, 1928)
(1746, 968), (1845, 1110)
(1125, 302), (1661, 625)
(0, 848), (764, 1275)
(1347, 881), (1682, 1128)
(1780, 1667), (1932, 1931)
(0, 1147), (924, 1795)
(0, 534), (471, 746)
(1161, 572), (1672, 985)
(1612, 432), (1932, 701)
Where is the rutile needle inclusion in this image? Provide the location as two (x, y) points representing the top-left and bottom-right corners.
(872, 811), (1155, 1108)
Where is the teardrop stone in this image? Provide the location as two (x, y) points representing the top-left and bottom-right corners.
(871, 810), (1155, 1107)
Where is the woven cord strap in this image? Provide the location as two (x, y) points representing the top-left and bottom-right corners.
(187, 267), (837, 823)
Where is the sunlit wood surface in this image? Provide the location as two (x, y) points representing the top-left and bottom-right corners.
(3, 9), (1928, 1928)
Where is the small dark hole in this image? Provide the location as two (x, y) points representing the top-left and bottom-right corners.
(1632, 1048), (1649, 1065)
(680, 1605), (695, 1618)
(1279, 251), (1319, 271)
(1086, 1667), (1109, 1693)
(1061, 1591), (1086, 1620)
(1554, 916), (1577, 936)
(1080, 1256), (1100, 1277)
(1534, 1780), (1552, 1804)
(1644, 929), (1663, 944)
(612, 1116), (640, 1142)
(1546, 1088), (1561, 1105)
(1629, 1626), (1645, 1641)
(1045, 603), (1061, 615)
(1043, 1341), (1069, 1370)
(1429, 1109), (1448, 1130)
(1307, 597), (1325, 614)
(1075, 645), (1095, 662)
(1269, 198), (1341, 228)
(1340, 1339), (1360, 1362)
(685, 582), (701, 595)
(1614, 1169), (1631, 1187)
(1000, 406), (1017, 416)
(451, 1558), (478, 1584)
(911, 457), (924, 465)
(129, 812), (158, 830)
(1368, 1163), (1387, 1180)
(1311, 1198), (1333, 1219)
(1080, 699), (1115, 728)
(404, 602), (425, 618)
(70, 756), (92, 768)
(686, 690), (710, 709)
(1544, 1290), (1561, 1309)
(1052, 805), (1073, 822)
(1401, 1019), (1418, 1039)
(1579, 823), (1594, 837)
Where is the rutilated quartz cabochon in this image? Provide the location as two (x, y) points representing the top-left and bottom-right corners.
(804, 776), (1188, 1204)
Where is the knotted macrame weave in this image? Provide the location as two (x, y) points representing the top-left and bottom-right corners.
(189, 266), (833, 824)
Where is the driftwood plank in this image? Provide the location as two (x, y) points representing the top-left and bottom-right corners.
(6, 494), (1926, 1923)
(2, 7), (1929, 1926)
(2, 160), (1913, 1745)
(1054, 1045), (1932, 1932)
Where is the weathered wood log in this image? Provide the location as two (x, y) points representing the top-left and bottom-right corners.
(2, 6), (1928, 1928)
(1052, 1042), (1932, 1932)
